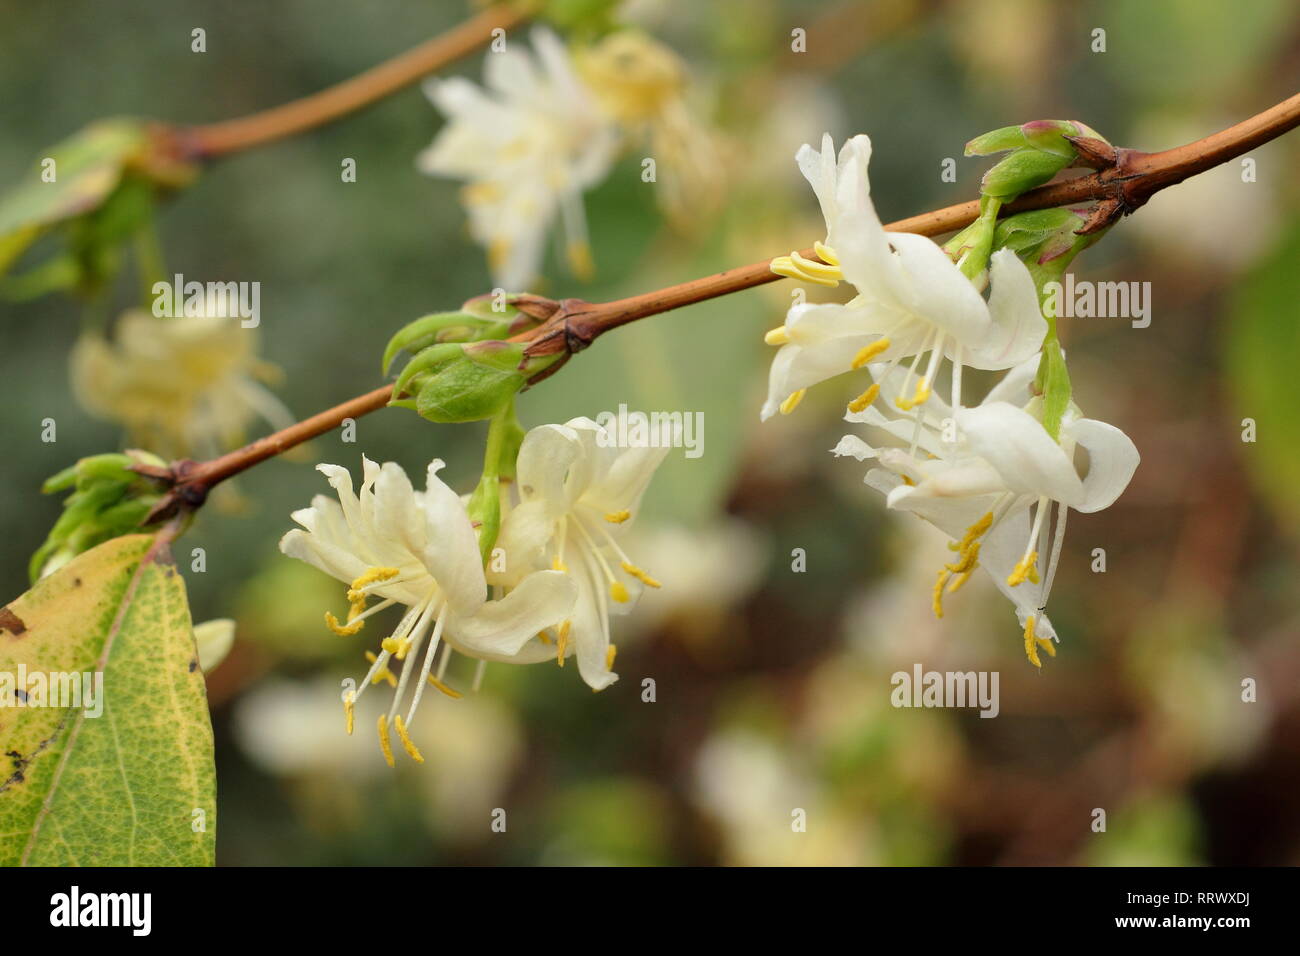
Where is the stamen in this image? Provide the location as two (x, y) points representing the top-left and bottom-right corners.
(365, 651), (398, 687)
(377, 715), (395, 767)
(537, 629), (553, 645)
(610, 581), (630, 603)
(606, 645), (617, 670)
(764, 326), (791, 346)
(847, 383), (880, 414)
(348, 566), (400, 598)
(779, 389), (807, 415)
(947, 571), (972, 593)
(556, 620), (571, 665)
(427, 675), (463, 699)
(1007, 551), (1039, 588)
(932, 568), (951, 618)
(472, 660), (487, 693)
(381, 636), (413, 659)
(1024, 615), (1041, 668)
(394, 715), (424, 763)
(604, 510), (631, 524)
(851, 338), (891, 369)
(769, 250), (843, 287)
(344, 690), (355, 736)
(621, 561), (661, 588)
(813, 241), (839, 265)
(325, 611), (365, 636)
(552, 555), (568, 572)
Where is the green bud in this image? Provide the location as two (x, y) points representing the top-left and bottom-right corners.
(413, 342), (531, 425)
(381, 310), (515, 375)
(979, 147), (1074, 201)
(30, 450), (168, 582)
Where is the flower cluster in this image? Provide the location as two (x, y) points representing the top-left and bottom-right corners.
(765, 134), (1140, 666)
(279, 417), (667, 764)
(418, 26), (716, 291)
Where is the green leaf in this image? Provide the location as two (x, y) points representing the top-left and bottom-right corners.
(0, 533), (216, 866)
(0, 120), (148, 279)
(1038, 341), (1071, 441)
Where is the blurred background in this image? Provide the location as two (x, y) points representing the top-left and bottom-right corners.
(2, 0), (1299, 865)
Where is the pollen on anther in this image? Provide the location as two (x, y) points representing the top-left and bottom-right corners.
(377, 715), (395, 767)
(394, 715), (424, 763)
(779, 389), (807, 415)
(605, 510), (631, 524)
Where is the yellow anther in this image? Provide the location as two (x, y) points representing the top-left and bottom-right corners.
(770, 255), (840, 288)
(947, 571), (972, 594)
(621, 561), (661, 588)
(813, 241), (839, 266)
(377, 715), (395, 767)
(1007, 551), (1039, 588)
(551, 555), (568, 572)
(932, 568), (950, 618)
(779, 389), (807, 415)
(606, 644), (618, 670)
(394, 715), (424, 763)
(325, 611), (365, 636)
(610, 580), (630, 603)
(349, 567), (400, 593)
(604, 510), (631, 524)
(381, 636), (412, 660)
(764, 326), (792, 346)
(1024, 615), (1041, 668)
(556, 620), (571, 665)
(427, 675), (463, 700)
(945, 541), (981, 575)
(900, 474), (915, 486)
(896, 377), (931, 410)
(958, 513), (994, 550)
(537, 629), (553, 645)
(789, 250), (842, 281)
(1038, 636), (1056, 658)
(365, 651), (398, 687)
(567, 240), (595, 281)
(344, 691), (355, 736)
(847, 383), (880, 414)
(851, 338), (891, 369)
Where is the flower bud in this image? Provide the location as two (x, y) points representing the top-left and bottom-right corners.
(30, 450), (169, 582)
(965, 119), (1110, 202)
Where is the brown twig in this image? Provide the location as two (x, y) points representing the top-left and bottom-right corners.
(182, 5), (529, 159)
(143, 93), (1300, 515)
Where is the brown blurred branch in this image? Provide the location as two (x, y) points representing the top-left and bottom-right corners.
(182, 5), (528, 159)
(142, 93), (1300, 516)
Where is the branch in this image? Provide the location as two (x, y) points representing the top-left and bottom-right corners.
(182, 5), (528, 159)
(144, 93), (1300, 514)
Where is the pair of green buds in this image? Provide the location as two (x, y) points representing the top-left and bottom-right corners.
(381, 293), (564, 424)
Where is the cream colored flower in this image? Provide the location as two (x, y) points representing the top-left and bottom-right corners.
(71, 309), (291, 458)
(279, 455), (577, 765)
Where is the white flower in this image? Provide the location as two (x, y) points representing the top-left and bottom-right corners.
(279, 456), (577, 764)
(418, 26), (619, 291)
(495, 418), (670, 691)
(834, 357), (1139, 665)
(761, 133), (1046, 420)
(71, 309), (293, 459)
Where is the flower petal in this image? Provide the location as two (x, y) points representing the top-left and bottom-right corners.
(1064, 417), (1140, 513)
(421, 459), (488, 613)
(956, 402), (1084, 505)
(962, 249), (1047, 369)
(448, 569), (577, 660)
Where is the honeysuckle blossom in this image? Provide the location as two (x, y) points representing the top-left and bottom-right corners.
(834, 357), (1139, 665)
(761, 133), (1046, 421)
(418, 26), (619, 291)
(71, 309), (293, 459)
(494, 417), (670, 691)
(279, 456), (577, 765)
